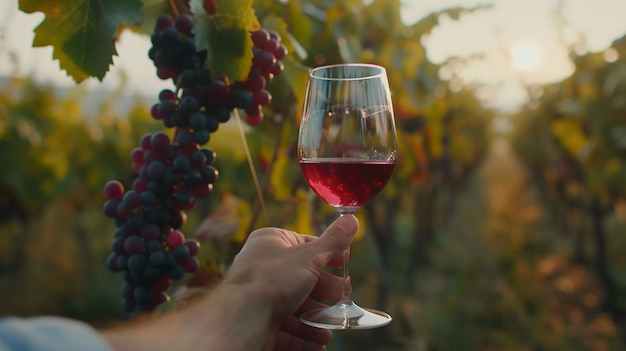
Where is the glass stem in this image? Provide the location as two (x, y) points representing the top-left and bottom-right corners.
(341, 246), (353, 305)
(338, 212), (354, 306)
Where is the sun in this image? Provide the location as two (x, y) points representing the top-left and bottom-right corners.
(510, 41), (542, 72)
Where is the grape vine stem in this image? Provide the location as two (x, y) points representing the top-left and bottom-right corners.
(233, 109), (267, 219)
(167, 0), (191, 17)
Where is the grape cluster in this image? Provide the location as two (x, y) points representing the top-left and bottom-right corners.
(149, 14), (206, 81)
(237, 28), (288, 125)
(151, 72), (231, 145)
(104, 11), (288, 313)
(103, 132), (216, 313)
(148, 14), (287, 129)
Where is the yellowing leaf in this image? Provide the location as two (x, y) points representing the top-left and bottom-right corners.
(208, 121), (248, 162)
(19, 0), (143, 82)
(194, 193), (251, 243)
(282, 57), (310, 124)
(291, 189), (315, 235)
(551, 119), (590, 160)
(270, 154), (292, 201)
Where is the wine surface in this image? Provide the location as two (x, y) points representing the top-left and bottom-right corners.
(300, 158), (395, 208)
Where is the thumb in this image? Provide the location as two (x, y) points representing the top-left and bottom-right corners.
(309, 215), (359, 265)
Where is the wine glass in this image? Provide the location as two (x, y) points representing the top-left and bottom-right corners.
(297, 63), (398, 329)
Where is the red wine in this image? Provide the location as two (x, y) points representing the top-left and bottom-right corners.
(300, 158), (395, 208)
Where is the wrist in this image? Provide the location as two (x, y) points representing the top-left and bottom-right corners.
(196, 279), (274, 351)
(103, 280), (274, 351)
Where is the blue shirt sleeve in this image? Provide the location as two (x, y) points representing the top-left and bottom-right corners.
(0, 316), (113, 351)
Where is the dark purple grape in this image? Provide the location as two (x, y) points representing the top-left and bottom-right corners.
(181, 257), (199, 273)
(184, 240), (200, 256)
(169, 266), (185, 280)
(145, 239), (162, 252)
(178, 69), (197, 88)
(151, 132), (170, 152)
(270, 61), (284, 76)
(106, 253), (120, 272)
(103, 200), (119, 218)
(149, 250), (167, 266)
(184, 171), (202, 185)
(176, 130), (195, 148)
(274, 45), (287, 60)
(175, 15), (194, 35)
(159, 89), (177, 101)
(251, 29), (270, 47)
(214, 106), (231, 122)
(155, 14), (173, 31)
(167, 230), (185, 248)
(124, 236), (144, 255)
(205, 114), (219, 132)
(190, 112), (207, 130)
(158, 100), (176, 118)
(140, 134), (152, 150)
(247, 74), (266, 91)
(233, 89), (253, 109)
(253, 89), (271, 106)
(116, 255), (128, 270)
(141, 224), (160, 239)
(173, 155), (192, 173)
(133, 286), (154, 305)
(162, 26), (180, 45)
(150, 104), (162, 120)
(189, 151), (207, 167)
(179, 96), (200, 115)
(245, 112), (262, 126)
(173, 245), (190, 259)
(128, 254), (148, 271)
(268, 30), (280, 41)
(176, 188), (194, 207)
(170, 211), (186, 229)
(200, 165), (218, 183)
(104, 180), (125, 200)
(139, 191), (157, 206)
(200, 148), (216, 164)
(265, 38), (280, 52)
(193, 129), (210, 144)
(143, 265), (161, 280)
(148, 160), (167, 179)
(254, 51), (276, 68)
(112, 237), (125, 254)
(130, 148), (144, 164)
(157, 66), (177, 80)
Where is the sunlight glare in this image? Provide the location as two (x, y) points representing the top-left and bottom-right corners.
(510, 42), (542, 71)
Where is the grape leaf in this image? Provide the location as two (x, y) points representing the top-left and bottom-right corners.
(190, 0), (260, 81)
(282, 57), (310, 124)
(19, 0), (143, 83)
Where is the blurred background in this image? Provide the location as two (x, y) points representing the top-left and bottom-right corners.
(1, 0), (626, 350)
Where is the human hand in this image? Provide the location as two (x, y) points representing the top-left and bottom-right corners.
(102, 215), (358, 351)
(226, 215), (359, 351)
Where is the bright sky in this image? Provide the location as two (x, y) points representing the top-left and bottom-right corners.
(1, 0), (626, 112)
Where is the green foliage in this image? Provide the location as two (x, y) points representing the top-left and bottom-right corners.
(511, 36), (626, 206)
(191, 0), (259, 81)
(18, 0), (143, 82)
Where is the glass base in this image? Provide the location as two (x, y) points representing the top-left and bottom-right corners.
(300, 302), (392, 330)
